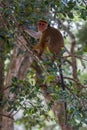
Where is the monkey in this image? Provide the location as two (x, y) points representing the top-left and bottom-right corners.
(24, 20), (64, 57)
(36, 20), (67, 124)
(33, 20), (64, 57)
(24, 20), (67, 124)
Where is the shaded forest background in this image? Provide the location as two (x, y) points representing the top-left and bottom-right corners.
(0, 0), (87, 130)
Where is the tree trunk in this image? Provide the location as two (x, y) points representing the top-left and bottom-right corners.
(0, 40), (4, 130)
(1, 36), (33, 130)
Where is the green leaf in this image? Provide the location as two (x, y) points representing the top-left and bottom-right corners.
(68, 12), (74, 18)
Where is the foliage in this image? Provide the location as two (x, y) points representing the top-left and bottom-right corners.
(10, 77), (50, 129)
(77, 22), (87, 52)
(0, 0), (87, 130)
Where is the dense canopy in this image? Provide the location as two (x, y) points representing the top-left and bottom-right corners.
(0, 0), (87, 130)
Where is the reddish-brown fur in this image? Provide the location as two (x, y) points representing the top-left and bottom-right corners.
(33, 21), (64, 56)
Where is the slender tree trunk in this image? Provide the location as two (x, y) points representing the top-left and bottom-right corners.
(1, 35), (33, 130)
(0, 40), (4, 130)
(0, 11), (14, 130)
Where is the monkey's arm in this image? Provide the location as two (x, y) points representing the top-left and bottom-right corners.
(24, 29), (42, 39)
(33, 33), (48, 56)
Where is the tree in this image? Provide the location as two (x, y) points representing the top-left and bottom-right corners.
(0, 0), (87, 130)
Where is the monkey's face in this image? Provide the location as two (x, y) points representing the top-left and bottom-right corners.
(38, 21), (48, 32)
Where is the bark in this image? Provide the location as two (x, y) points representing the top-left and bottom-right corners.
(31, 62), (73, 130)
(41, 86), (73, 130)
(1, 36), (33, 130)
(57, 19), (83, 89)
(0, 18), (78, 130)
(57, 20), (77, 77)
(0, 40), (4, 130)
(0, 12), (5, 130)
(0, 3), (79, 130)
(25, 25), (74, 129)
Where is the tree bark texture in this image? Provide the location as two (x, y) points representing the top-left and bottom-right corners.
(0, 40), (4, 130)
(1, 36), (33, 130)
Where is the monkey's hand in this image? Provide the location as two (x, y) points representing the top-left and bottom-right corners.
(32, 43), (43, 57)
(24, 28), (42, 39)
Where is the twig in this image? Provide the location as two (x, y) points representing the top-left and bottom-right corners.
(75, 55), (87, 61)
(0, 113), (14, 120)
(12, 108), (21, 116)
(64, 76), (86, 88)
(83, 0), (87, 6)
(65, 86), (79, 101)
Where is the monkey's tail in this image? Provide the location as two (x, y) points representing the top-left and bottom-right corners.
(58, 58), (67, 125)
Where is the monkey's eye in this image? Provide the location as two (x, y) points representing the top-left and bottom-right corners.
(38, 23), (45, 26)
